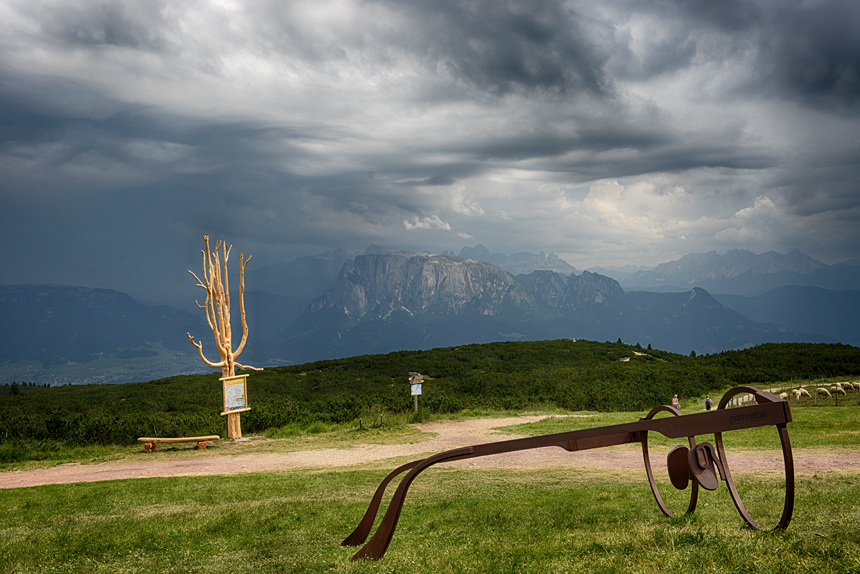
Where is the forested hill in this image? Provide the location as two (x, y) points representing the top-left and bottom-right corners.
(1, 340), (858, 451)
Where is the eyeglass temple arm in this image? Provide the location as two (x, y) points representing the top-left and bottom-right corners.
(343, 425), (642, 550)
(344, 422), (652, 559)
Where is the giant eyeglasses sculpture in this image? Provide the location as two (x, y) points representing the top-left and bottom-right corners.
(343, 385), (794, 560)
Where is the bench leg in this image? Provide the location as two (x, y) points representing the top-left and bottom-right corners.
(197, 441), (208, 450)
(144, 442), (157, 453)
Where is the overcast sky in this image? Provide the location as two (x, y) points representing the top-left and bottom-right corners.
(2, 0), (859, 302)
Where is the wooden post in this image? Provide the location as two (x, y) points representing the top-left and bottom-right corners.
(409, 372), (423, 415)
(227, 413), (242, 439)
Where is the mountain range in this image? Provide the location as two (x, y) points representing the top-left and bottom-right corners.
(268, 254), (831, 363)
(603, 248), (860, 295)
(2, 247), (858, 384)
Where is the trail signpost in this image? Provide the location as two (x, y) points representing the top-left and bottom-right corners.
(409, 372), (423, 414)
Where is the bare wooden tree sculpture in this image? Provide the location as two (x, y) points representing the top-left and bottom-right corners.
(188, 235), (261, 439)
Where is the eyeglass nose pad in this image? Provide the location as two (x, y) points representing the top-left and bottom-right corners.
(687, 442), (724, 491)
(667, 445), (691, 490)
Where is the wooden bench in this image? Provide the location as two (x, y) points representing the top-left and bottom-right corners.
(137, 435), (221, 453)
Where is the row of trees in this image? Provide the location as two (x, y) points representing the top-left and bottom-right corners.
(2, 382), (50, 395)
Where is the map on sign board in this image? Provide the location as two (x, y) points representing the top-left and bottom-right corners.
(411, 383), (422, 396)
(224, 380), (247, 411)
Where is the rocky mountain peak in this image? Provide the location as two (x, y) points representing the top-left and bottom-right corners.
(571, 271), (625, 305)
(683, 287), (724, 309)
(311, 252), (530, 319)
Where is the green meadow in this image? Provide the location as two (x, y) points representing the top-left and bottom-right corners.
(1, 403), (858, 574)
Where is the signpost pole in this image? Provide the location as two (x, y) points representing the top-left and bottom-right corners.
(228, 412), (241, 439)
(409, 372), (423, 415)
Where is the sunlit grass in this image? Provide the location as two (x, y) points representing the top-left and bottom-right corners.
(1, 397), (859, 572)
(0, 467), (857, 573)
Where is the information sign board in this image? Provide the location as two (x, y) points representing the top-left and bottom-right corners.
(220, 374), (251, 416)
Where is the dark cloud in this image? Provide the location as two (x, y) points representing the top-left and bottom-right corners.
(25, 0), (171, 50)
(763, 1), (860, 107)
(661, 0), (765, 32)
(373, 0), (614, 97)
(1, 0), (860, 295)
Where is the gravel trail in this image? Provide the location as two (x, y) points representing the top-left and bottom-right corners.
(1, 416), (857, 489)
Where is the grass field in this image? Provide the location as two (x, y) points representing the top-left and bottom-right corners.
(1, 467), (858, 573)
(1, 404), (858, 573)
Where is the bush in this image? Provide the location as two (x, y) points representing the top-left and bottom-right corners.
(2, 341), (859, 446)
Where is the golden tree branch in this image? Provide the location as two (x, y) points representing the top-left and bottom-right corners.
(188, 270), (218, 338)
(212, 246), (229, 355)
(234, 252), (251, 357)
(188, 235), (261, 378)
(234, 362), (263, 372)
(187, 333), (224, 368)
(223, 242), (232, 320)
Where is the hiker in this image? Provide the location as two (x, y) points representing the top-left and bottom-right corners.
(705, 395), (712, 411)
(672, 394), (680, 410)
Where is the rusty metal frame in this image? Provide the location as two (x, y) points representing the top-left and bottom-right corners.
(343, 385), (794, 560)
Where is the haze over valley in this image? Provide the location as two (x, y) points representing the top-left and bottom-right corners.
(3, 246), (858, 385)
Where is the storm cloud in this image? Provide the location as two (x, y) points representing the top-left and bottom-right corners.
(1, 0), (859, 303)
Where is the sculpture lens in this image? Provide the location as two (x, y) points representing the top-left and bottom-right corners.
(642, 410), (697, 518)
(716, 399), (789, 530)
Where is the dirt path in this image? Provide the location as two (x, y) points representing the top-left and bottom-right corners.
(2, 416), (858, 489)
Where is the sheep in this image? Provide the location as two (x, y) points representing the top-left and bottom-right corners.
(792, 389), (810, 401)
(779, 392), (789, 400)
(816, 387), (832, 398)
(843, 382), (855, 392)
(799, 388), (812, 398)
(831, 385), (846, 396)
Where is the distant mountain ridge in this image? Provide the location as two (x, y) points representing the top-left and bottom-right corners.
(0, 285), (206, 366)
(621, 249), (860, 295)
(649, 249), (826, 280)
(273, 253), (829, 363)
(0, 285), (212, 384)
